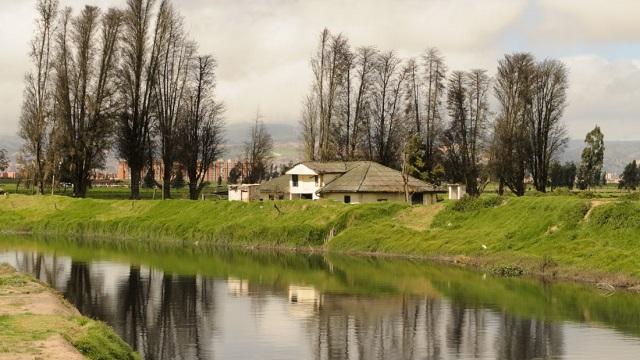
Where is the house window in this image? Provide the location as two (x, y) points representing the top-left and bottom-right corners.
(314, 175), (319, 186)
(344, 195), (351, 204)
(292, 175), (299, 187)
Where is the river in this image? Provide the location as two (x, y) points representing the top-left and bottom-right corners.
(1, 236), (640, 359)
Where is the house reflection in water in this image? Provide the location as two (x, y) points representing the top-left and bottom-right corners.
(226, 277), (249, 297)
(288, 285), (321, 319)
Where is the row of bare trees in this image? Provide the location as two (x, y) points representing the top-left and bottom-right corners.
(19, 0), (224, 199)
(301, 29), (569, 196)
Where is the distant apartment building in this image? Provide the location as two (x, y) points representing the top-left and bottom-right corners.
(0, 171), (16, 179)
(116, 159), (249, 183)
(605, 172), (620, 184)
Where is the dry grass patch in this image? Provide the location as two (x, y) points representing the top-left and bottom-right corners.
(394, 204), (444, 231)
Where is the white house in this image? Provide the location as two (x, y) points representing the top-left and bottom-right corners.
(283, 161), (445, 205)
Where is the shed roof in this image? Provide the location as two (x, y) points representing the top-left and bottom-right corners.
(319, 161), (444, 194)
(258, 174), (290, 194)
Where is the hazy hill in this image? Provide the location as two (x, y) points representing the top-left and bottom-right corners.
(4, 129), (638, 175)
(559, 139), (640, 175)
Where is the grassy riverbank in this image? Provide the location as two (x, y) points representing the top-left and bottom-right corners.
(1, 194), (640, 286)
(0, 264), (138, 359)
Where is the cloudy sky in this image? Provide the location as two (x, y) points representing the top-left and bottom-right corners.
(1, 0), (640, 140)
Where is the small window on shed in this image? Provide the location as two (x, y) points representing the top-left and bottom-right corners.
(292, 175), (299, 187)
(377, 199), (388, 202)
(344, 195), (351, 204)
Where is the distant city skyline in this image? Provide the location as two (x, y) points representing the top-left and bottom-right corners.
(1, 0), (640, 140)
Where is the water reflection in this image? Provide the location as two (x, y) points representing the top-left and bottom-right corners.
(2, 240), (640, 359)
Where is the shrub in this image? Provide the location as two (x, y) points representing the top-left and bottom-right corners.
(452, 195), (504, 212)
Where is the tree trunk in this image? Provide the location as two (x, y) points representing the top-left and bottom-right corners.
(188, 181), (198, 200)
(130, 166), (141, 200)
(162, 164), (172, 199)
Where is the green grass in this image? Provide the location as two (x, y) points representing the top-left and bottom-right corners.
(2, 194), (640, 283)
(0, 179), (227, 200)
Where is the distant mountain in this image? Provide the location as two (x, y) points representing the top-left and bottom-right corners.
(559, 139), (640, 175)
(7, 129), (635, 175)
(224, 122), (301, 163)
(225, 122), (299, 145)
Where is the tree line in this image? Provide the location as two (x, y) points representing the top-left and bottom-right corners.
(18, 0), (233, 200)
(299, 29), (612, 196)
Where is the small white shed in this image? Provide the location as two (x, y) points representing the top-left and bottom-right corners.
(448, 184), (466, 200)
(228, 184), (261, 202)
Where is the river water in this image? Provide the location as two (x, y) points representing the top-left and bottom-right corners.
(1, 237), (640, 360)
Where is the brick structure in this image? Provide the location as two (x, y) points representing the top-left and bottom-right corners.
(116, 159), (249, 184)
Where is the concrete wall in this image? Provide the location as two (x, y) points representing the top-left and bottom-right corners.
(229, 185), (260, 202)
(323, 192), (439, 205)
(448, 184), (466, 200)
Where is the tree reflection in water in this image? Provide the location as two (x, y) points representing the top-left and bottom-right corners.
(5, 247), (640, 360)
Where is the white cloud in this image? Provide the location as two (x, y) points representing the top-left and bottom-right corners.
(561, 55), (640, 140)
(535, 0), (640, 43)
(0, 0), (527, 135)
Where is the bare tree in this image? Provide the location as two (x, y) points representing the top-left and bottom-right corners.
(153, 4), (193, 199)
(117, 0), (166, 199)
(310, 29), (350, 161)
(300, 95), (318, 161)
(528, 59), (568, 192)
(404, 58), (422, 134)
(422, 48), (447, 174)
(244, 113), (274, 183)
(370, 51), (407, 167)
(492, 53), (536, 196)
(54, 6), (122, 197)
(19, 0), (58, 195)
(349, 47), (376, 159)
(178, 55), (224, 200)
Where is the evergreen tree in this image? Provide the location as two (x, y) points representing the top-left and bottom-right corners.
(228, 162), (243, 184)
(576, 126), (605, 190)
(619, 160), (638, 190)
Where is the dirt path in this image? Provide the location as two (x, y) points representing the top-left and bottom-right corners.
(0, 264), (85, 359)
(583, 199), (610, 220)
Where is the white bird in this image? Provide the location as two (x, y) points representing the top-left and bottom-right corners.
(482, 244), (488, 250)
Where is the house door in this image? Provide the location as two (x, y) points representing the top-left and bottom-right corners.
(411, 192), (423, 205)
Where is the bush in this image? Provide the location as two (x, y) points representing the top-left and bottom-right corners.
(452, 195), (504, 212)
(589, 201), (640, 229)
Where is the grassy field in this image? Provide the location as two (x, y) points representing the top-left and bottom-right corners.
(0, 264), (138, 359)
(1, 193), (640, 286)
(0, 179), (227, 200)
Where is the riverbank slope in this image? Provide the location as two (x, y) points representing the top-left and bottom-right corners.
(1, 194), (639, 287)
(0, 263), (138, 359)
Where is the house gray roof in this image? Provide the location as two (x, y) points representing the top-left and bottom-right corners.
(318, 161), (444, 194)
(297, 161), (363, 174)
(259, 174), (290, 194)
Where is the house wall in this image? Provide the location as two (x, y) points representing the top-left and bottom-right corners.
(448, 185), (466, 200)
(323, 192), (439, 205)
(229, 185), (260, 202)
(289, 175), (320, 199)
(322, 192), (406, 204)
